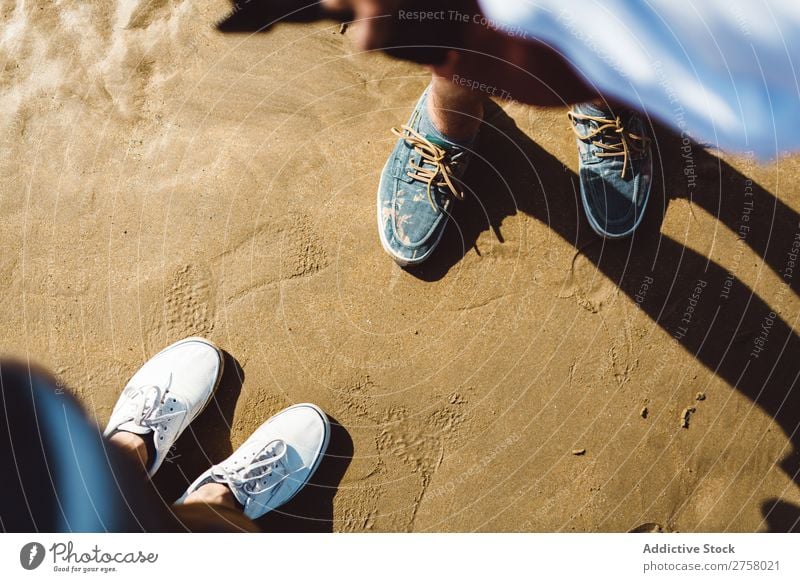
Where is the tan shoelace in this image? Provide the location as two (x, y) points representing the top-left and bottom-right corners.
(567, 111), (649, 179)
(391, 124), (464, 213)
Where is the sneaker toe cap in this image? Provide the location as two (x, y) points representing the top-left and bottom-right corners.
(264, 404), (329, 469)
(132, 338), (222, 406)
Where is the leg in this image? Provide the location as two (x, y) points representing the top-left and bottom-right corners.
(0, 361), (166, 532)
(108, 430), (150, 471)
(432, 42), (652, 239)
(111, 410), (258, 532)
(1, 340), (264, 533)
(172, 483), (259, 533)
(102, 337), (262, 532)
(427, 73), (485, 141)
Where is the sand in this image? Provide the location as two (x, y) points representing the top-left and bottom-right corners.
(2, 1), (800, 532)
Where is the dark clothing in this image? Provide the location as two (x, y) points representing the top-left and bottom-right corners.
(0, 361), (256, 533)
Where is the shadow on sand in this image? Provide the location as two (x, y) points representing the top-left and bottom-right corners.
(407, 102), (800, 531)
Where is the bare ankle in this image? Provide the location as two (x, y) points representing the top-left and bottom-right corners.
(184, 483), (238, 510)
(109, 431), (149, 470)
(427, 75), (485, 141)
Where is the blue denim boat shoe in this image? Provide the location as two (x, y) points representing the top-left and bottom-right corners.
(568, 102), (652, 238)
(377, 86), (477, 265)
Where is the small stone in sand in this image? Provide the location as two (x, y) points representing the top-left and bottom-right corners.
(695, 392), (706, 401)
(640, 406), (649, 419)
(572, 448), (586, 456)
(339, 23), (348, 34)
(680, 406), (697, 429)
(628, 523), (665, 533)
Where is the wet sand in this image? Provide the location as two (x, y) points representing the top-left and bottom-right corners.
(2, 1), (800, 531)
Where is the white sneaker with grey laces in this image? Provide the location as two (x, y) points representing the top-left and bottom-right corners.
(177, 403), (330, 519)
(103, 337), (224, 477)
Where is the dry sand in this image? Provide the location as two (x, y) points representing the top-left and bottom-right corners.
(2, 1), (800, 532)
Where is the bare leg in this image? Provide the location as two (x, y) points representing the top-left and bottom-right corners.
(108, 431), (149, 471)
(108, 430), (253, 530)
(109, 432), (239, 510)
(172, 484), (257, 532)
(427, 74), (485, 141)
(183, 483), (239, 510)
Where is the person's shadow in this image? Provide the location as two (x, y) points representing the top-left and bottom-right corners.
(762, 498), (800, 532)
(409, 102), (800, 531)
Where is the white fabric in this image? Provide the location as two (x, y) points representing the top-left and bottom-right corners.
(478, 0), (800, 158)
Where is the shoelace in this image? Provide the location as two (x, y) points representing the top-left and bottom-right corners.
(392, 124), (465, 213)
(567, 110), (649, 179)
(214, 439), (291, 496)
(121, 380), (183, 432)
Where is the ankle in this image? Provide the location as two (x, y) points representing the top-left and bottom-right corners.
(109, 431), (150, 470)
(427, 77), (484, 141)
(184, 483), (239, 510)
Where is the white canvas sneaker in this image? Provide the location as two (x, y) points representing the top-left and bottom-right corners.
(103, 337), (224, 476)
(178, 403), (330, 519)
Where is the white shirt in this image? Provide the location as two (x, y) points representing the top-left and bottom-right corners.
(478, 0), (800, 158)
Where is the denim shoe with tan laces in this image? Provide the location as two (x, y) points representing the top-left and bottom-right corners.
(568, 102), (653, 238)
(377, 85), (477, 265)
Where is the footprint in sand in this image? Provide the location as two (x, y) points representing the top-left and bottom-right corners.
(216, 212), (330, 304)
(279, 212), (329, 281)
(376, 402), (468, 482)
(559, 248), (619, 314)
(628, 522), (669, 533)
(163, 263), (214, 339)
(336, 489), (380, 532)
(336, 374), (377, 420)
